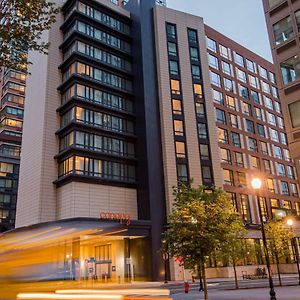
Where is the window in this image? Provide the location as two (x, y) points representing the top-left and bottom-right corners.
(277, 117), (284, 129)
(232, 132), (241, 148)
(242, 102), (251, 116)
(270, 72), (276, 84)
(226, 95), (236, 109)
(209, 54), (219, 69)
(168, 42), (177, 56)
(280, 132), (287, 145)
(177, 164), (188, 181)
(234, 152), (244, 167)
(261, 81), (270, 94)
(0, 194), (11, 204)
(174, 120), (184, 136)
(213, 90), (224, 104)
(0, 163), (13, 174)
(237, 69), (246, 82)
(267, 178), (275, 193)
(273, 145), (283, 159)
(274, 101), (281, 114)
(195, 102), (205, 117)
(220, 44), (230, 59)
(218, 128), (228, 144)
(296, 10), (300, 32)
(166, 23), (176, 39)
(263, 159), (271, 173)
(249, 74), (258, 88)
(270, 128), (279, 142)
(222, 61), (232, 76)
(251, 156), (260, 169)
(200, 144), (210, 160)
(198, 123), (208, 139)
(289, 100), (300, 128)
(280, 56), (300, 85)
(257, 124), (265, 137)
(216, 108), (226, 124)
(221, 148), (231, 164)
(283, 149), (291, 161)
(224, 169), (234, 185)
(210, 71), (221, 87)
(271, 198), (279, 208)
(190, 47), (199, 61)
(188, 29), (197, 43)
(194, 84), (203, 98)
(229, 113), (238, 128)
(259, 197), (268, 221)
(281, 181), (289, 195)
(169, 60), (179, 75)
(251, 90), (260, 104)
(287, 165), (295, 179)
(246, 59), (256, 73)
(268, 0), (285, 8)
(241, 195), (251, 223)
(207, 37), (217, 52)
(202, 166), (213, 183)
(237, 172), (246, 185)
(239, 85), (249, 99)
(229, 192), (238, 211)
(224, 78), (234, 92)
(172, 99), (182, 115)
(283, 200), (291, 210)
(291, 183), (298, 197)
(246, 119), (255, 133)
(267, 112), (276, 125)
(276, 163), (285, 176)
(234, 53), (244, 67)
(254, 107), (263, 120)
(175, 141), (186, 158)
(171, 80), (181, 95)
(259, 66), (268, 80)
(248, 137), (257, 152)
(192, 65), (201, 80)
(271, 86), (278, 98)
(273, 16), (293, 45)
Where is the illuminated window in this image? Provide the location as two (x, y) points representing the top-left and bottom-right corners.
(218, 128), (228, 144)
(250, 156), (260, 169)
(171, 80), (181, 95)
(174, 120), (184, 136)
(221, 148), (231, 164)
(229, 113), (238, 128)
(295, 202), (300, 216)
(223, 169), (234, 185)
(267, 178), (275, 193)
(194, 84), (203, 98)
(283, 200), (291, 209)
(234, 152), (244, 167)
(237, 171), (246, 185)
(226, 95), (236, 109)
(241, 195), (251, 223)
(175, 141), (186, 158)
(172, 99), (182, 115)
(290, 183), (298, 197)
(0, 163), (13, 174)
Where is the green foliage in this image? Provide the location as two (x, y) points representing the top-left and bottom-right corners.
(0, 0), (60, 72)
(162, 183), (244, 271)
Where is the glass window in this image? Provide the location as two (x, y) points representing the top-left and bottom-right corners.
(202, 166), (213, 183)
(291, 183), (298, 197)
(213, 90), (224, 105)
(196, 102), (205, 117)
(224, 78), (234, 92)
(264, 96), (273, 110)
(218, 128), (229, 144)
(222, 61), (232, 76)
(171, 80), (181, 95)
(190, 47), (199, 61)
(241, 195), (251, 223)
(223, 169), (234, 185)
(269, 72), (276, 84)
(289, 101), (300, 128)
(261, 81), (270, 94)
(248, 137), (258, 152)
(177, 164), (188, 181)
(246, 119), (255, 133)
(168, 42), (177, 56)
(234, 53), (244, 67)
(254, 107), (263, 120)
(226, 95), (236, 109)
(237, 171), (246, 185)
(216, 108), (226, 124)
(207, 37), (217, 52)
(166, 23), (176, 39)
(175, 141), (186, 158)
(220, 44), (230, 59)
(169, 60), (179, 75)
(271, 86), (278, 98)
(246, 59), (256, 73)
(249, 74), (258, 88)
(232, 132), (241, 148)
(287, 165), (295, 179)
(280, 55), (300, 85)
(194, 84), (203, 98)
(192, 65), (201, 80)
(263, 159), (271, 173)
(268, 0), (284, 8)
(198, 123), (208, 139)
(276, 163), (286, 176)
(277, 117), (284, 129)
(210, 71), (221, 87)
(251, 156), (260, 169)
(267, 178), (275, 193)
(174, 120), (184, 136)
(257, 124), (265, 137)
(273, 16), (293, 45)
(283, 149), (291, 161)
(200, 144), (210, 160)
(274, 101), (281, 114)
(221, 148), (231, 164)
(242, 102), (251, 116)
(281, 181), (289, 195)
(273, 145), (283, 159)
(172, 99), (182, 115)
(270, 128), (279, 142)
(209, 54), (219, 69)
(188, 29), (198, 43)
(280, 132), (287, 145)
(251, 90), (260, 104)
(234, 152), (244, 167)
(237, 69), (246, 82)
(267, 112), (276, 125)
(296, 10), (300, 32)
(229, 113), (238, 128)
(259, 66), (268, 80)
(240, 85), (249, 99)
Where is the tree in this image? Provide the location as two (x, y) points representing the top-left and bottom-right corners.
(162, 183), (244, 300)
(265, 219), (293, 286)
(0, 0), (60, 72)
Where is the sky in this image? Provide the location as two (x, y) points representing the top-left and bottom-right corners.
(167, 0), (273, 62)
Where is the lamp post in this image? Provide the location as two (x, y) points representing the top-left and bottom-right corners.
(286, 218), (300, 285)
(251, 178), (277, 300)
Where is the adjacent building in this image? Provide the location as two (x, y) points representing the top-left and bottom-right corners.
(0, 68), (25, 232)
(9, 0), (300, 281)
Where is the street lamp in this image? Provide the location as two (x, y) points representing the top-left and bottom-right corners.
(251, 178), (277, 300)
(286, 218), (300, 285)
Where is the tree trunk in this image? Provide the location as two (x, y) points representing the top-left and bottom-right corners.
(201, 260), (209, 300)
(274, 244), (282, 286)
(232, 257), (239, 289)
(198, 265), (204, 291)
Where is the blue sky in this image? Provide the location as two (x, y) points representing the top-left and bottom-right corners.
(167, 0), (273, 62)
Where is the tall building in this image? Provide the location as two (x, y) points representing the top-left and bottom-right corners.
(12, 0), (300, 281)
(0, 68), (25, 232)
(262, 0), (300, 169)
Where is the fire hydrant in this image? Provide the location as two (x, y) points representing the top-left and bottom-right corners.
(184, 281), (190, 293)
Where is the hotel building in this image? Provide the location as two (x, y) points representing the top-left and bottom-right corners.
(9, 0), (300, 281)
